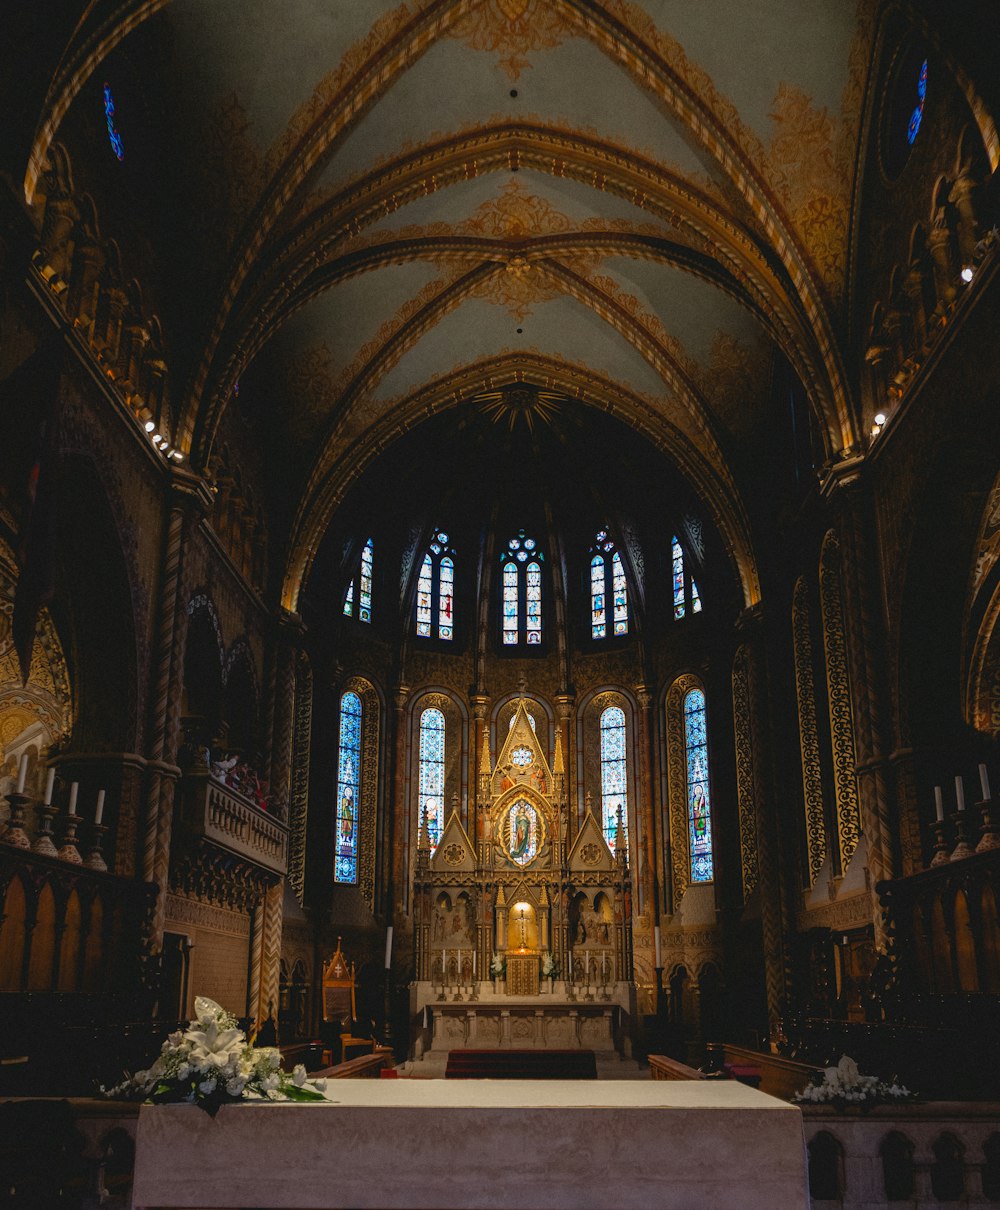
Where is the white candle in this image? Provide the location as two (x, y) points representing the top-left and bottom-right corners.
(980, 763), (991, 802)
(16, 753), (28, 794)
(654, 925), (662, 968)
(43, 768), (55, 806)
(955, 774), (966, 812)
(384, 925), (393, 969)
(68, 781), (79, 815)
(934, 785), (944, 822)
(94, 790), (105, 826)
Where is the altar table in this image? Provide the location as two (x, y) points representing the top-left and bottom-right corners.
(132, 1079), (809, 1209)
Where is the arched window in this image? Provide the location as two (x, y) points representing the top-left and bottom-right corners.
(684, 688), (713, 882)
(344, 538), (374, 623)
(416, 530), (455, 640)
(600, 706), (628, 853)
(671, 535), (702, 619)
(334, 691), (362, 883)
(590, 529), (628, 639)
(418, 708), (446, 852)
(501, 530), (543, 647)
(881, 1131), (915, 1201)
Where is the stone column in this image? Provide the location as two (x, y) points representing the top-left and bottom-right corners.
(253, 879), (284, 1033)
(390, 684), (410, 916)
(634, 684), (657, 917)
(825, 469), (896, 949)
(142, 469), (212, 952)
(267, 610), (305, 822)
(471, 695), (489, 843)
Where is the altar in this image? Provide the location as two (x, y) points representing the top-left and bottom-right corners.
(131, 1081), (810, 1209)
(409, 697), (635, 1061)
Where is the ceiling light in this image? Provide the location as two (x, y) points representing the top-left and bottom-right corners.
(874, 412), (886, 426)
(172, 450), (184, 462)
(961, 265), (974, 283)
(144, 420), (155, 432)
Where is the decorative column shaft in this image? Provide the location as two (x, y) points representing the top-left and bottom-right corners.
(635, 685), (657, 919)
(390, 684), (410, 917)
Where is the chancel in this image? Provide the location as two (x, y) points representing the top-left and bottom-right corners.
(2, 2), (1000, 1208)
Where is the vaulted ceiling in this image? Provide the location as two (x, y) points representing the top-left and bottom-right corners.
(21, 0), (882, 609)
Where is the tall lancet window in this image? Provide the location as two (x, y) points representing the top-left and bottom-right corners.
(344, 538), (374, 622)
(684, 688), (713, 882)
(600, 705), (628, 853)
(334, 691), (362, 883)
(501, 530), (543, 646)
(590, 529), (628, 639)
(671, 535), (702, 620)
(418, 707), (446, 852)
(416, 530), (455, 641)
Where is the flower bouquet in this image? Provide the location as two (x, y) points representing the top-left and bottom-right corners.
(540, 952), (558, 978)
(489, 954), (506, 978)
(793, 1054), (914, 1111)
(105, 996), (328, 1115)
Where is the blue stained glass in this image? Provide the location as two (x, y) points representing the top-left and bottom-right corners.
(359, 538), (373, 623)
(591, 555), (605, 639)
(439, 556), (454, 639)
(502, 531), (543, 645)
(343, 579), (354, 617)
(417, 531), (456, 640)
(600, 706), (628, 854)
(335, 692), (362, 883)
(503, 561), (519, 644)
(103, 84), (124, 161)
(907, 60), (928, 145)
(684, 689), (713, 882)
(419, 708), (446, 852)
(672, 537), (685, 619)
(612, 551), (628, 635)
(691, 578), (702, 614)
(416, 555), (433, 636)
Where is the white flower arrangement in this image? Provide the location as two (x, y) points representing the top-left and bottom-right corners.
(104, 996), (327, 1114)
(793, 1054), (914, 1110)
(540, 952), (558, 978)
(489, 954), (506, 977)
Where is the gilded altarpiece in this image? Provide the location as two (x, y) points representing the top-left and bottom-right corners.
(410, 697), (634, 1058)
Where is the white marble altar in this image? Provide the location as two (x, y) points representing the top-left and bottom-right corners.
(132, 1079), (809, 1209)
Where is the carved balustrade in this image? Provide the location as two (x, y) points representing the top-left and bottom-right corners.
(179, 772), (288, 878)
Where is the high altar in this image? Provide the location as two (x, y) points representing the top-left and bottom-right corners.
(410, 696), (635, 1061)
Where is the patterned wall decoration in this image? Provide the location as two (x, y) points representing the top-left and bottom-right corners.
(446, 0), (572, 80)
(287, 650), (313, 906)
(341, 675), (380, 909)
(792, 576), (827, 884)
(819, 533), (861, 871)
(664, 672), (703, 913)
(731, 645), (759, 901)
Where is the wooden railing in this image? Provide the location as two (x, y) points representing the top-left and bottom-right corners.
(314, 1048), (396, 1079)
(648, 1054), (706, 1080)
(182, 773), (288, 876)
(707, 1043), (820, 1100)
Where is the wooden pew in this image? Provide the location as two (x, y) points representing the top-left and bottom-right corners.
(712, 1043), (820, 1100)
(313, 1048), (396, 1080)
(648, 1054), (707, 1080)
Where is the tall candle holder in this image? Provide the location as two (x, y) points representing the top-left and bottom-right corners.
(950, 810), (976, 861)
(976, 797), (1000, 852)
(83, 822), (108, 871)
(0, 792), (31, 848)
(928, 818), (950, 867)
(57, 812), (84, 864)
(32, 801), (60, 857)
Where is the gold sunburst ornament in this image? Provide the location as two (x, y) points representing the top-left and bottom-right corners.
(475, 387), (562, 433)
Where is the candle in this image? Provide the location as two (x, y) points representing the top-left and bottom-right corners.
(94, 790), (105, 826)
(384, 925), (393, 969)
(955, 775), (966, 812)
(16, 753), (28, 794)
(980, 763), (991, 802)
(43, 768), (55, 806)
(654, 925), (662, 968)
(934, 785), (944, 822)
(68, 781), (79, 815)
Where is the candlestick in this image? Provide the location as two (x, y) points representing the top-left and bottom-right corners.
(384, 925), (393, 969)
(57, 810), (83, 864)
(955, 775), (966, 812)
(0, 793), (31, 848)
(654, 925), (662, 968)
(31, 799), (59, 857)
(94, 790), (105, 826)
(16, 753), (28, 794)
(83, 822), (108, 872)
(980, 763), (991, 802)
(934, 785), (944, 822)
(67, 781), (79, 815)
(43, 767), (55, 805)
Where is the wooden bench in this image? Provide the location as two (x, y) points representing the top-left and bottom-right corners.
(648, 1054), (707, 1080)
(313, 1048), (396, 1080)
(709, 1043), (820, 1100)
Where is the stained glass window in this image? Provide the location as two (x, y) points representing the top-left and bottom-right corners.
(335, 691), (362, 883)
(672, 535), (702, 620)
(416, 555), (433, 636)
(414, 531), (455, 640)
(501, 531), (543, 646)
(907, 59), (928, 145)
(344, 538), (374, 622)
(684, 689), (713, 882)
(600, 706), (628, 854)
(418, 708), (446, 853)
(103, 84), (124, 160)
(672, 536), (686, 619)
(589, 529), (627, 640)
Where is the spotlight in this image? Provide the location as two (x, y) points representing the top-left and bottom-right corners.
(172, 450), (184, 462)
(961, 265), (974, 283)
(144, 420), (155, 432)
(874, 412), (886, 426)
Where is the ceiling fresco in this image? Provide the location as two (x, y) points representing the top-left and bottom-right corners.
(25, 0), (885, 608)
